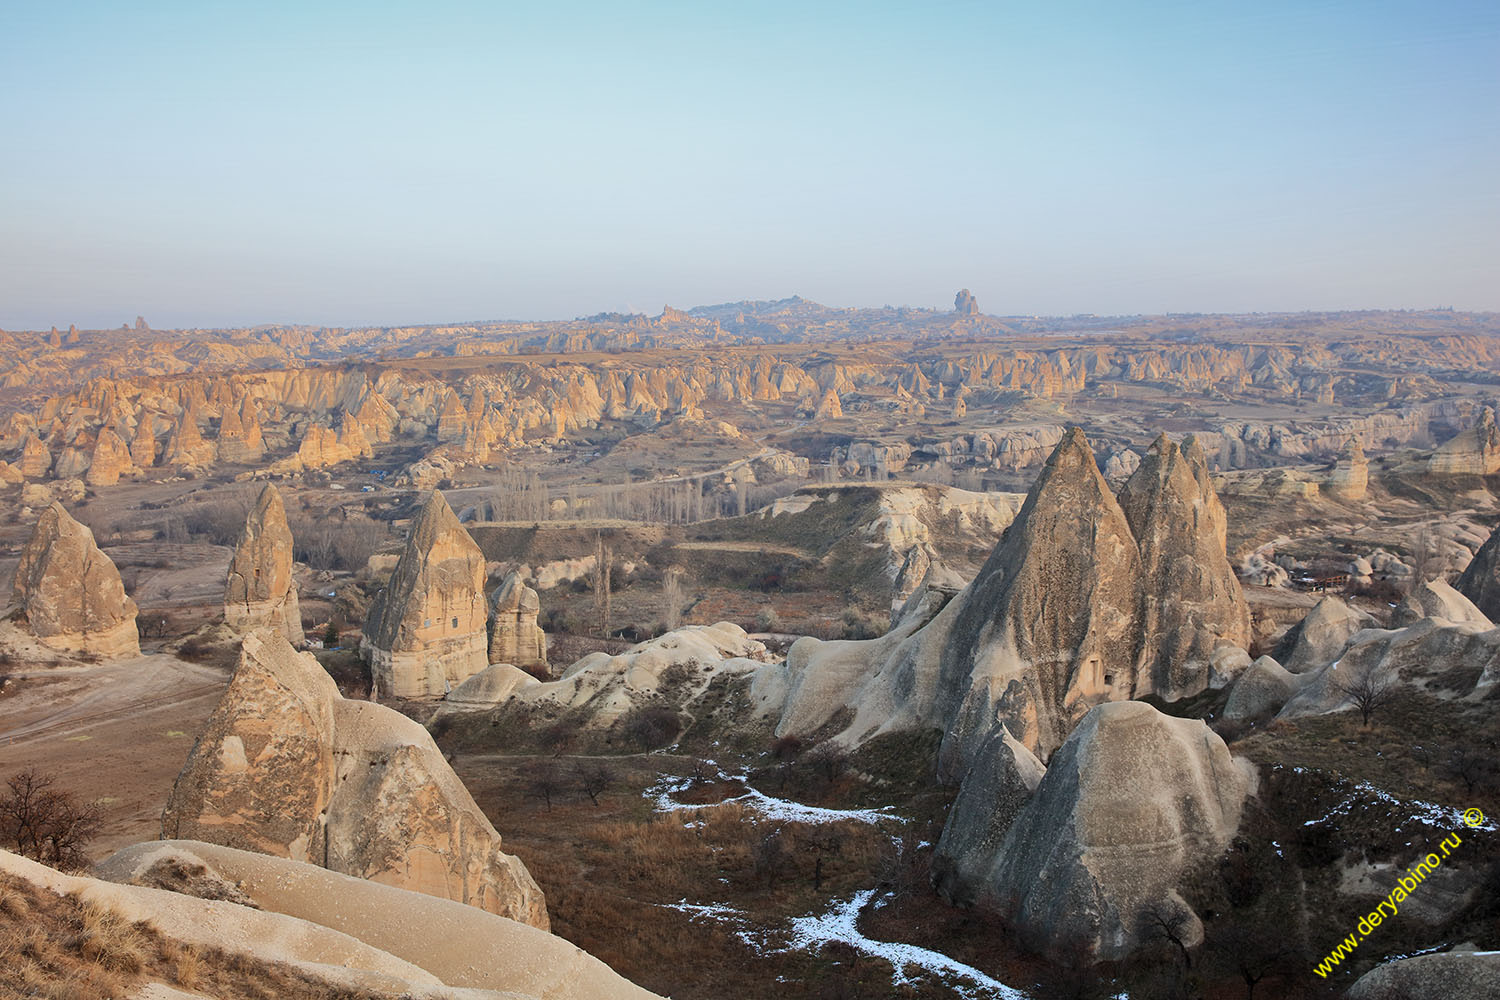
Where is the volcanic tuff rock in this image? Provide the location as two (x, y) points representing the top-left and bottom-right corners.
(954, 288), (979, 315)
(936, 427), (1146, 768)
(1274, 596), (1371, 673)
(764, 428), (1251, 769)
(1117, 434), (1250, 699)
(943, 701), (1254, 964)
(85, 426), (136, 486)
(1428, 405), (1500, 475)
(1325, 436), (1368, 499)
(1222, 655), (1299, 720)
(1278, 615), (1500, 719)
(1346, 951), (1500, 1000)
(361, 490), (490, 698)
(1391, 578), (1491, 629)
(1458, 519), (1500, 620)
(930, 726), (1045, 905)
(224, 483), (303, 643)
(12, 502), (140, 657)
(88, 841), (663, 999)
(446, 622), (769, 727)
(487, 570), (547, 671)
(19, 432), (51, 477)
(162, 630), (548, 927)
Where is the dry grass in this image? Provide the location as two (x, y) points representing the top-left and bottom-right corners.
(0, 870), (389, 1000)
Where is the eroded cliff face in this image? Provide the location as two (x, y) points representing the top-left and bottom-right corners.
(162, 630), (548, 928)
(360, 490), (489, 699)
(12, 502), (140, 657)
(6, 327), (1485, 488)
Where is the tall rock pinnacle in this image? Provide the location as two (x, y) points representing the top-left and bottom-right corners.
(224, 484), (303, 643)
(360, 490), (489, 698)
(13, 503), (140, 657)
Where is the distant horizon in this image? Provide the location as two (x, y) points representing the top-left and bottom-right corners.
(4, 2), (1497, 331)
(2, 296), (1496, 337)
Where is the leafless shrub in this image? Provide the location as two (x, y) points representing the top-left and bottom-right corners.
(0, 768), (103, 871)
(1329, 661), (1398, 726)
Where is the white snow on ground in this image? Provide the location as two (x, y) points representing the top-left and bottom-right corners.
(647, 770), (904, 826)
(1291, 766), (1498, 832)
(787, 890), (1029, 999)
(659, 891), (1029, 999)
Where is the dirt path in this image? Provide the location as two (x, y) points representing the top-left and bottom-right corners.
(0, 654), (229, 857)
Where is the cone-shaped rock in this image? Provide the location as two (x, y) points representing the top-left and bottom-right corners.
(1117, 434), (1251, 699)
(488, 570), (547, 672)
(19, 433), (51, 478)
(361, 490), (489, 698)
(953, 701), (1253, 964)
(163, 631), (548, 926)
(224, 484), (303, 643)
(936, 427), (1144, 769)
(13, 502), (139, 657)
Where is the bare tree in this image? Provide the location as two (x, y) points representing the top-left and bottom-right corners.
(1137, 901), (1196, 970)
(1329, 661), (1398, 727)
(0, 768), (103, 870)
(573, 761), (614, 807)
(526, 765), (566, 811)
(1443, 746), (1500, 795)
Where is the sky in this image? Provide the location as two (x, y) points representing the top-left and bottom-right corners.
(2, 0), (1497, 329)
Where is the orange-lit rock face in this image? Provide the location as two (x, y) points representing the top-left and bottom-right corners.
(224, 483), (303, 643)
(12, 502), (140, 658)
(361, 490), (490, 698)
(163, 631), (548, 928)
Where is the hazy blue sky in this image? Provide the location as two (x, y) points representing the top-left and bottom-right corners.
(2, 1), (1497, 329)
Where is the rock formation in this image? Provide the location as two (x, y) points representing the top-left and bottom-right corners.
(936, 427), (1146, 768)
(19, 432), (51, 478)
(488, 570), (547, 672)
(1223, 655), (1299, 720)
(813, 387), (842, 420)
(1391, 578), (1490, 629)
(445, 622), (769, 729)
(1116, 434), (1251, 699)
(1429, 406), (1500, 475)
(1346, 951), (1500, 1000)
(954, 288), (979, 315)
(934, 701), (1254, 964)
(12, 502), (140, 657)
(162, 630), (548, 927)
(1457, 519), (1500, 621)
(361, 490), (490, 698)
(1274, 596), (1370, 673)
(1278, 614), (1500, 719)
(84, 426), (136, 486)
(1325, 436), (1368, 499)
(930, 726), (1045, 904)
(224, 483), (303, 642)
(764, 428), (1251, 770)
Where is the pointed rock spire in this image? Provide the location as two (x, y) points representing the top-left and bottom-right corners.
(13, 503), (139, 657)
(224, 484), (303, 643)
(936, 427), (1145, 769)
(1117, 433), (1250, 699)
(360, 491), (489, 698)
